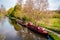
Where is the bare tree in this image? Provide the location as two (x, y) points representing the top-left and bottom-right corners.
(17, 0), (48, 12)
(23, 0), (48, 13)
(0, 5), (6, 14)
(24, 0), (34, 14)
(17, 0), (23, 5)
(33, 0), (48, 11)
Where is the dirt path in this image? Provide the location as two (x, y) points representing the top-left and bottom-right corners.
(44, 28), (60, 37)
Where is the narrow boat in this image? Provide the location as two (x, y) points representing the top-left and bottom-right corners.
(16, 19), (27, 27)
(16, 19), (48, 35)
(27, 22), (48, 35)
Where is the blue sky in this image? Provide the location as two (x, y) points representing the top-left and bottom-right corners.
(0, 0), (60, 10)
(48, 0), (60, 10)
(0, 0), (17, 10)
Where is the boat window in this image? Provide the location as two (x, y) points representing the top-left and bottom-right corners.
(38, 27), (41, 29)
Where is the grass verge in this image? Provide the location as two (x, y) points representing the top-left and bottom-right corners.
(49, 32), (60, 40)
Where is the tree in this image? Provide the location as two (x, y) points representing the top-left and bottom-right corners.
(17, 0), (49, 13)
(24, 0), (34, 14)
(17, 0), (22, 5)
(8, 8), (14, 16)
(0, 5), (6, 14)
(23, 0), (48, 14)
(0, 5), (6, 18)
(33, 0), (48, 11)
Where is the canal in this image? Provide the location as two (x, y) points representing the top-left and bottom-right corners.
(0, 17), (48, 40)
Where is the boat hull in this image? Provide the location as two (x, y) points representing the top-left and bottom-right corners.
(28, 26), (48, 36)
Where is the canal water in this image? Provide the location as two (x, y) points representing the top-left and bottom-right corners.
(0, 17), (48, 40)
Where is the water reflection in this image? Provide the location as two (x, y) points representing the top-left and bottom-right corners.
(0, 17), (47, 40)
(17, 27), (47, 40)
(0, 17), (20, 40)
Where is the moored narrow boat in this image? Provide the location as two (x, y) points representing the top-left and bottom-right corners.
(27, 22), (48, 35)
(16, 19), (48, 35)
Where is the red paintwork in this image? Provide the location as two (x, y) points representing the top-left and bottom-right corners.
(27, 22), (48, 35)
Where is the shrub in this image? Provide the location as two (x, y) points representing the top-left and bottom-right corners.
(53, 14), (60, 18)
(22, 15), (28, 22)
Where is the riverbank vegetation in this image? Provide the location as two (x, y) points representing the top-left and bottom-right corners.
(49, 32), (60, 40)
(7, 4), (60, 40)
(9, 19), (22, 31)
(8, 3), (60, 33)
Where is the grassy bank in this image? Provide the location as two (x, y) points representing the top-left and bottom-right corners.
(37, 18), (60, 34)
(49, 32), (60, 40)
